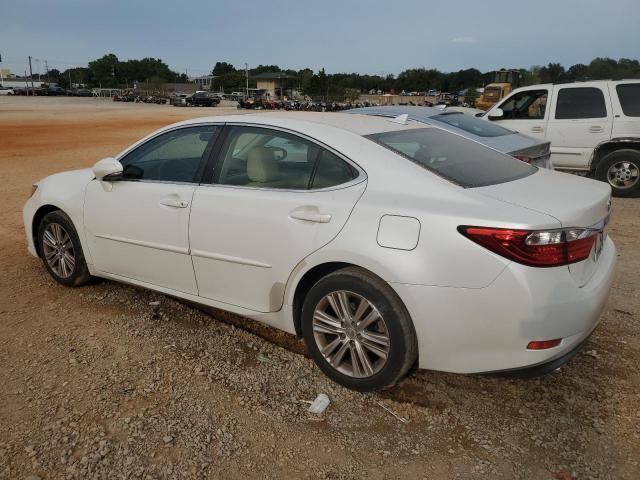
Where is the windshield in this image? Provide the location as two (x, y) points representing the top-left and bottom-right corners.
(367, 128), (536, 188)
(430, 112), (513, 137)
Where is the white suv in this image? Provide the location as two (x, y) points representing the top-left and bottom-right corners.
(482, 80), (640, 197)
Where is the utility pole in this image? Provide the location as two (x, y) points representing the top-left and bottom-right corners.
(45, 60), (49, 84)
(28, 56), (34, 94)
(68, 69), (72, 90)
(245, 63), (249, 100)
(0, 52), (4, 86)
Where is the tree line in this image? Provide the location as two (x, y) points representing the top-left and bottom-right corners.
(44, 54), (640, 96)
(45, 54), (188, 89)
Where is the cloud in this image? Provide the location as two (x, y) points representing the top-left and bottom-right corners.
(451, 36), (478, 44)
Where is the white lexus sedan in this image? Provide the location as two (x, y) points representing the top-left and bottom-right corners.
(23, 112), (616, 391)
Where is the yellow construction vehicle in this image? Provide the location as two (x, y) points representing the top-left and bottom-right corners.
(474, 70), (522, 110)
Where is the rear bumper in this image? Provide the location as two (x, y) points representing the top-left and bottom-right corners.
(483, 332), (593, 378)
(391, 237), (616, 373)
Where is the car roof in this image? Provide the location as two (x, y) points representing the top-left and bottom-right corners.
(347, 105), (447, 119)
(176, 112), (427, 136)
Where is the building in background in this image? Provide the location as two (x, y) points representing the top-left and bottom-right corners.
(191, 75), (216, 90)
(254, 72), (296, 99)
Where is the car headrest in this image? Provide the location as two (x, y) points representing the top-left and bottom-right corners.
(247, 146), (278, 182)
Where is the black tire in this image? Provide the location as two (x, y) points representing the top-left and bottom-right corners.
(37, 210), (92, 287)
(595, 149), (640, 198)
(301, 267), (418, 392)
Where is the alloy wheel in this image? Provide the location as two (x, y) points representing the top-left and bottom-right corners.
(42, 223), (75, 278)
(312, 290), (390, 378)
(607, 160), (639, 189)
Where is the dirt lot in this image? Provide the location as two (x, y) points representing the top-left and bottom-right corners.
(0, 97), (638, 480)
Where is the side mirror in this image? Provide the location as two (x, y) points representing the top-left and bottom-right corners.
(92, 157), (123, 181)
(488, 107), (504, 120)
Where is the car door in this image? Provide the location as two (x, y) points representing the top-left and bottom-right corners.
(189, 125), (367, 313)
(545, 83), (613, 169)
(487, 87), (550, 141)
(84, 124), (220, 294)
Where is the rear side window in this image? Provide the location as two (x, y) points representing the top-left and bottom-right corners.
(215, 126), (319, 189)
(311, 150), (357, 189)
(368, 128), (536, 188)
(214, 126), (358, 190)
(430, 112), (512, 137)
(616, 83), (640, 117)
(555, 87), (607, 119)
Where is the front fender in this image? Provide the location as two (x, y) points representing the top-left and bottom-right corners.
(24, 169), (95, 266)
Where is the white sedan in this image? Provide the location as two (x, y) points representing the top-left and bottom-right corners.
(23, 112), (616, 391)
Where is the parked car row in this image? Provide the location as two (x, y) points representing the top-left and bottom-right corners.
(350, 79), (640, 197)
(170, 91), (220, 107)
(347, 106), (552, 168)
(8, 86), (93, 96)
(480, 80), (640, 197)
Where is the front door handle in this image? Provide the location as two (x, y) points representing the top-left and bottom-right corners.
(160, 196), (189, 208)
(531, 126), (544, 133)
(289, 207), (332, 223)
(589, 125), (604, 133)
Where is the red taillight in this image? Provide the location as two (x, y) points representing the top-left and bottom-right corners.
(526, 339), (562, 350)
(458, 226), (598, 267)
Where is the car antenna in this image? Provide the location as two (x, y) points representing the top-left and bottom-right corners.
(388, 114), (409, 125)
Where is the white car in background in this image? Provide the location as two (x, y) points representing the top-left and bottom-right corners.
(23, 113), (615, 391)
(0, 86), (15, 95)
(482, 80), (640, 197)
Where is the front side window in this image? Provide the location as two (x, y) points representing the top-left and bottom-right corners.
(555, 87), (607, 119)
(430, 112), (512, 137)
(368, 127), (536, 188)
(499, 89), (548, 120)
(215, 126), (357, 190)
(120, 126), (217, 182)
(616, 83), (640, 117)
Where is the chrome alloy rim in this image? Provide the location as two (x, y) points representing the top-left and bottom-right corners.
(42, 223), (75, 278)
(312, 291), (390, 378)
(607, 160), (639, 189)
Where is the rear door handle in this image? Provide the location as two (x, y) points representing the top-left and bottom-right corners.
(160, 196), (189, 208)
(289, 208), (332, 223)
(589, 125), (604, 133)
(531, 126), (544, 133)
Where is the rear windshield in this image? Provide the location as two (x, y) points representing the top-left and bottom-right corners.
(616, 83), (640, 117)
(367, 127), (536, 188)
(430, 112), (512, 137)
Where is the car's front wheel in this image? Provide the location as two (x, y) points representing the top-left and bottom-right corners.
(37, 210), (92, 287)
(301, 267), (418, 392)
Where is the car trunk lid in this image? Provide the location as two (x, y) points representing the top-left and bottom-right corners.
(475, 168), (612, 286)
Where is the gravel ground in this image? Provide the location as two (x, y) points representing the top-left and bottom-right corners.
(0, 97), (638, 479)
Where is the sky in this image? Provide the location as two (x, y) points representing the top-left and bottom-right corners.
(1, 0), (639, 77)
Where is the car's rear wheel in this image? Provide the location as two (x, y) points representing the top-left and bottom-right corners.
(596, 149), (640, 197)
(301, 267), (417, 392)
(37, 211), (91, 287)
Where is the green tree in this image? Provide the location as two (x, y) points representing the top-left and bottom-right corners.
(88, 53), (119, 87)
(538, 62), (566, 83)
(212, 62), (236, 76)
